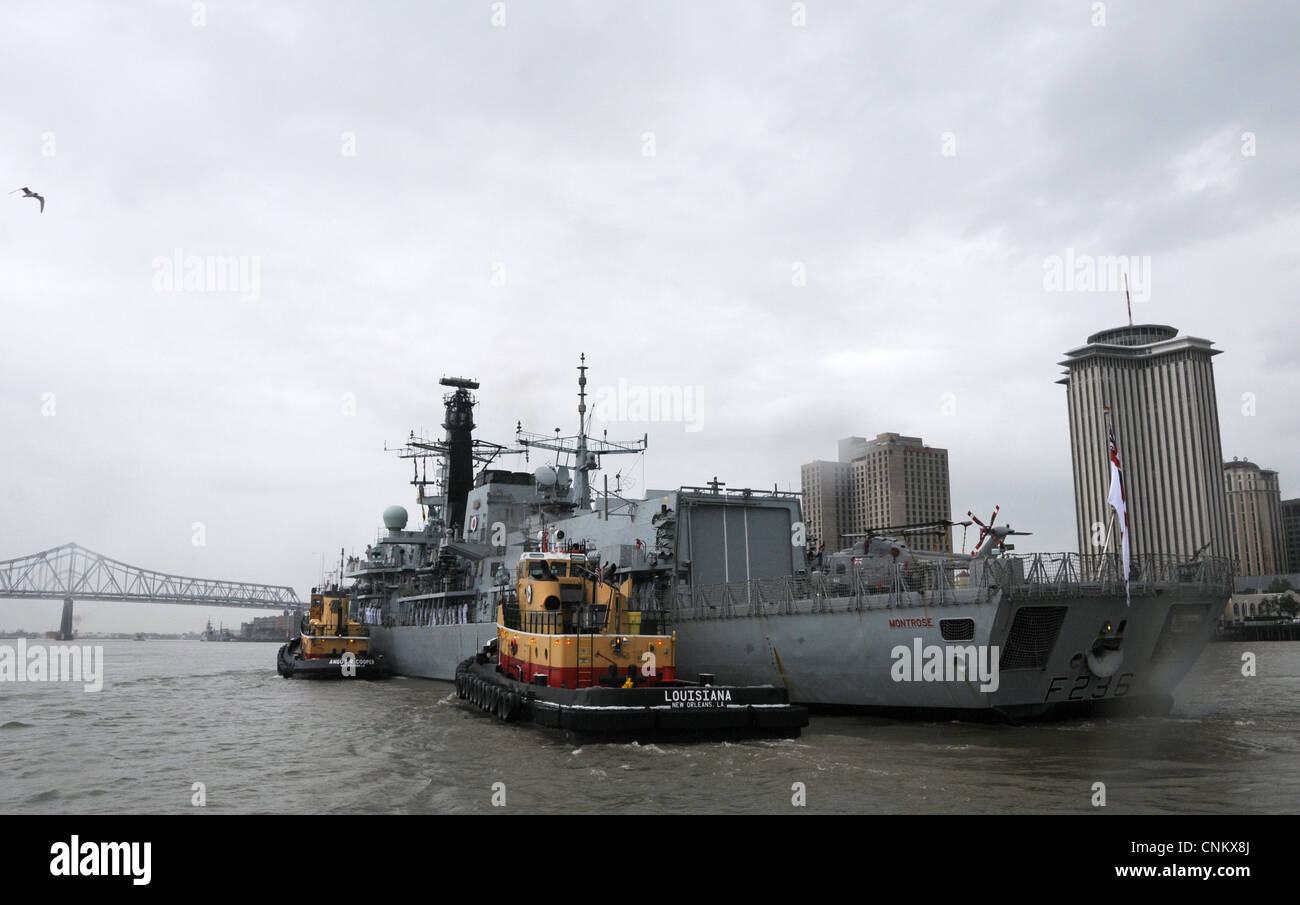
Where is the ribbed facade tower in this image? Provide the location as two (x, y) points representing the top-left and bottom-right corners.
(1058, 324), (1229, 559)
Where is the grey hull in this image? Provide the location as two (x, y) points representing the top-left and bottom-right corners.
(672, 589), (1218, 716)
(370, 623), (496, 681)
(369, 586), (1218, 716)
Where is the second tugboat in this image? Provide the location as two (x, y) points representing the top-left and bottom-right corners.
(277, 584), (390, 679)
(457, 549), (808, 740)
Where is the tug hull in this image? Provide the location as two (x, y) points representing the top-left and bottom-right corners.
(457, 657), (808, 741)
(277, 638), (391, 679)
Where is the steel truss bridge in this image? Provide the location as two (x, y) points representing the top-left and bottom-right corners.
(0, 543), (301, 639)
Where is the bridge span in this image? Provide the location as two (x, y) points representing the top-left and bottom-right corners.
(0, 543), (301, 639)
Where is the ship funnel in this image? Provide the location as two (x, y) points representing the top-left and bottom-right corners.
(439, 377), (478, 534)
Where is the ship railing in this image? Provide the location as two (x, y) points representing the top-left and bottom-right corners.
(668, 560), (960, 618)
(981, 552), (1234, 601)
(377, 571), (479, 626)
(514, 609), (563, 634)
(627, 582), (670, 612)
(500, 599), (668, 636)
(679, 486), (802, 501)
(665, 552), (1233, 620)
(501, 603), (522, 630)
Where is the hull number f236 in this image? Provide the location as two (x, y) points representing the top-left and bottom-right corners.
(1043, 673), (1133, 703)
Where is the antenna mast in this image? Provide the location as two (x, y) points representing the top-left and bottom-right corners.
(515, 355), (648, 508)
(1125, 273), (1133, 328)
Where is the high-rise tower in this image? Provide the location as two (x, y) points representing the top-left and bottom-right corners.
(1058, 324), (1229, 559)
(801, 433), (951, 552)
(1223, 459), (1286, 576)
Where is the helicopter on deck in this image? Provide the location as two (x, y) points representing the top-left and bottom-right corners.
(811, 505), (1032, 576)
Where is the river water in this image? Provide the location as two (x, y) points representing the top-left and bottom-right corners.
(1, 639), (1295, 814)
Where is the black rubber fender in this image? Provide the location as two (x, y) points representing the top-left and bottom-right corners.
(501, 692), (522, 722)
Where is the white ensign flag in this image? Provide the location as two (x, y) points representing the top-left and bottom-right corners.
(1107, 422), (1131, 606)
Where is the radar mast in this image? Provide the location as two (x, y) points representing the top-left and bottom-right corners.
(515, 354), (647, 508)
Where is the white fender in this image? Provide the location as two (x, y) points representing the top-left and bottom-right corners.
(1086, 647), (1123, 678)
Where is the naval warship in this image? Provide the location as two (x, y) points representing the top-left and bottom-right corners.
(349, 360), (1231, 719)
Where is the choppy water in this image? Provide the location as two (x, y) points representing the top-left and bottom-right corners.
(1, 639), (1296, 814)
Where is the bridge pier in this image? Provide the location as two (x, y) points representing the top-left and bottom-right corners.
(58, 596), (74, 641)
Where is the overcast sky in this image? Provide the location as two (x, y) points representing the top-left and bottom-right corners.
(2, 1), (1296, 633)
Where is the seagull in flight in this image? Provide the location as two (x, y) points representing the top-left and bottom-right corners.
(9, 186), (45, 213)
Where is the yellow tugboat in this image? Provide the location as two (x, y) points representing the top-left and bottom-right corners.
(457, 549), (807, 739)
(277, 585), (389, 679)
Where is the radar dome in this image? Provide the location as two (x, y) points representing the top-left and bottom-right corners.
(382, 505), (409, 531)
(534, 466), (558, 486)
